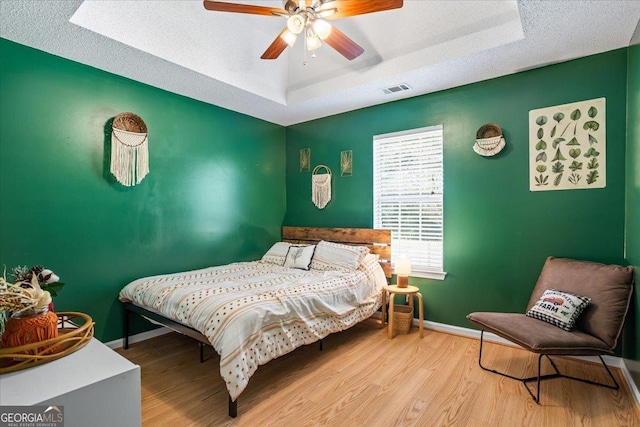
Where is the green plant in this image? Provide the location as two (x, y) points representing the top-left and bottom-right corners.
(536, 165), (547, 173)
(568, 173), (581, 185)
(551, 161), (564, 173)
(536, 116), (547, 126)
(569, 148), (581, 158)
(587, 158), (599, 169)
(535, 174), (549, 186)
(586, 170), (599, 184)
(536, 152), (547, 162)
(552, 148), (566, 162)
(535, 140), (547, 150)
(569, 161), (583, 171)
(570, 108), (581, 134)
(584, 147), (600, 158)
(552, 138), (565, 149)
(588, 106), (597, 118)
(567, 137), (580, 146)
(554, 173), (563, 186)
(583, 121), (599, 131)
(551, 112), (564, 137)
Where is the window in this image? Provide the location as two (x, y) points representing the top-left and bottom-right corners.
(373, 125), (445, 279)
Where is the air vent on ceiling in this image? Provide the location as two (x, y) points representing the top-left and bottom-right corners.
(382, 83), (412, 95)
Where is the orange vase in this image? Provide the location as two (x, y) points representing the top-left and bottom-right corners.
(1, 307), (58, 351)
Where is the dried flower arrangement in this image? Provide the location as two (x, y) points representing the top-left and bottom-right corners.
(0, 266), (64, 316)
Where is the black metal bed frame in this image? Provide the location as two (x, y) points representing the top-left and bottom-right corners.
(122, 301), (325, 418)
(122, 302), (240, 417)
(477, 330), (619, 403)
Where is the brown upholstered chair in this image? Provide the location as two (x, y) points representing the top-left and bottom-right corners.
(467, 256), (634, 403)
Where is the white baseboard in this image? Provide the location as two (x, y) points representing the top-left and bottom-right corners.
(104, 326), (171, 350)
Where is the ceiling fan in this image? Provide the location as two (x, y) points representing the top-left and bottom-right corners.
(203, 0), (404, 61)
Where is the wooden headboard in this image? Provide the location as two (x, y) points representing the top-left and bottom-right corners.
(282, 226), (392, 280)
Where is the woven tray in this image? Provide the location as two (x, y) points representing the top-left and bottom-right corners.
(0, 312), (94, 374)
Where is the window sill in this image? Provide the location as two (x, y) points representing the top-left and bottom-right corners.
(411, 271), (447, 280)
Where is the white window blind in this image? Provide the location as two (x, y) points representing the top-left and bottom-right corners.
(373, 125), (445, 279)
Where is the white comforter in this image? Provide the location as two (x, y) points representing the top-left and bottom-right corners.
(119, 256), (387, 400)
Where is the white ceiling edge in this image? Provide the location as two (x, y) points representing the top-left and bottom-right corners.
(69, 1), (291, 105)
(1, 1), (640, 127)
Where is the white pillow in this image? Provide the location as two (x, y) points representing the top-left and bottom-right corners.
(284, 245), (316, 270)
(310, 240), (370, 272)
(261, 242), (291, 266)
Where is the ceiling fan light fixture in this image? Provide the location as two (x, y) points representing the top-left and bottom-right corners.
(306, 31), (322, 51)
(280, 29), (298, 47)
(312, 19), (332, 40)
(287, 14), (305, 35)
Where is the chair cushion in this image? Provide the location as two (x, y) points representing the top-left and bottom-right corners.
(527, 257), (634, 349)
(467, 312), (612, 355)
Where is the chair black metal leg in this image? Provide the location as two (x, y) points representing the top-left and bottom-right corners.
(319, 339), (323, 351)
(199, 342), (205, 363)
(229, 394), (237, 418)
(477, 330), (618, 404)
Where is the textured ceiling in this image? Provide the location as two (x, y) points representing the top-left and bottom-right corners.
(1, 1), (640, 126)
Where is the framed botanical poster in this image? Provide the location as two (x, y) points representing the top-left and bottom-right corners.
(340, 150), (353, 176)
(300, 148), (310, 172)
(529, 97), (605, 191)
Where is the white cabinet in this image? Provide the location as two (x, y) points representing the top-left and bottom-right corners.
(0, 338), (141, 427)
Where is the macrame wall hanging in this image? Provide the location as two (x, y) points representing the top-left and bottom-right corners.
(111, 112), (149, 186)
(312, 165), (332, 209)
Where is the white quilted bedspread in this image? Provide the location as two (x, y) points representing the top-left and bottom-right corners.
(119, 257), (386, 400)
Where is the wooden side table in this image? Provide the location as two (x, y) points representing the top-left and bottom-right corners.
(381, 285), (424, 339)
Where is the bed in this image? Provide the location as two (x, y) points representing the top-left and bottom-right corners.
(119, 226), (391, 417)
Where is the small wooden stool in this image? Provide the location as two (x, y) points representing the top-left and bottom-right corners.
(381, 285), (424, 339)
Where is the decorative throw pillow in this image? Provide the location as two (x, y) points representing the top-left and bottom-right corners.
(284, 245), (316, 270)
(310, 240), (370, 272)
(526, 288), (591, 331)
(261, 242), (291, 266)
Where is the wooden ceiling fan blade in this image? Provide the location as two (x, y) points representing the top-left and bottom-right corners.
(324, 26), (364, 60)
(322, 0), (403, 20)
(261, 28), (291, 60)
(203, 1), (287, 16)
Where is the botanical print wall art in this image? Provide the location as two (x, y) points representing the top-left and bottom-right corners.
(300, 148), (310, 172)
(340, 150), (353, 176)
(529, 97), (606, 191)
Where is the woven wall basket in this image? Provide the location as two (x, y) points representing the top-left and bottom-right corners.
(111, 112), (150, 186)
(113, 112), (147, 133)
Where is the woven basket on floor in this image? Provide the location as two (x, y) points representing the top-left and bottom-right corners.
(393, 305), (413, 334)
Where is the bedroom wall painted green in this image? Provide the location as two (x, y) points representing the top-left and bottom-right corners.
(624, 43), (640, 364)
(0, 39), (286, 342)
(284, 49), (630, 352)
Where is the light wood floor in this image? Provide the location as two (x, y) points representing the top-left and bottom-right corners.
(116, 319), (639, 426)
